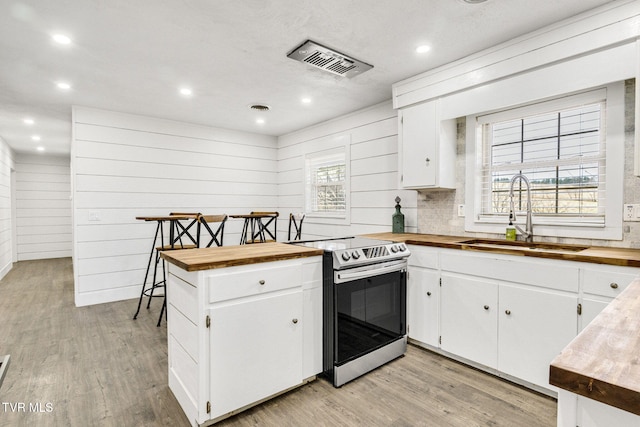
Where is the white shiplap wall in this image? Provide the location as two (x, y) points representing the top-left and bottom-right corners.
(14, 154), (71, 261)
(0, 137), (13, 280)
(277, 101), (416, 239)
(72, 107), (278, 306)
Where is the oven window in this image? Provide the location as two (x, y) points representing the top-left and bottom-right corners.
(335, 270), (406, 365)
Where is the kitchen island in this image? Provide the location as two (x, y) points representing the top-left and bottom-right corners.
(550, 278), (640, 427)
(160, 243), (323, 426)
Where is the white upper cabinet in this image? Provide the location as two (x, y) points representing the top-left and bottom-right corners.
(398, 100), (456, 189)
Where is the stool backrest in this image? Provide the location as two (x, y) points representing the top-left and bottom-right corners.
(288, 213), (305, 240)
(168, 212), (201, 247)
(198, 214), (228, 247)
(250, 211), (279, 242)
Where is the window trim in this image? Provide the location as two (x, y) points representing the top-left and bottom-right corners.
(304, 143), (350, 224)
(464, 82), (624, 241)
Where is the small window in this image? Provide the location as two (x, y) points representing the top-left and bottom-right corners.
(305, 148), (347, 216)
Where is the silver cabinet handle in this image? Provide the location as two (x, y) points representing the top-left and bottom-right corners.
(484, 305), (489, 310)
(610, 282), (618, 289)
(292, 318), (298, 324)
(427, 292), (432, 296)
(259, 280), (265, 285)
(505, 310), (511, 315)
(425, 157), (431, 166)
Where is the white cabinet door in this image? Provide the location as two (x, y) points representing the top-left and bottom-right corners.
(399, 101), (456, 189)
(498, 284), (577, 389)
(400, 101), (437, 188)
(440, 273), (498, 369)
(580, 298), (610, 332)
(407, 266), (439, 347)
(209, 290), (303, 419)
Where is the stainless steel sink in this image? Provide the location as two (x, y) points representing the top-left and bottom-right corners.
(459, 239), (589, 254)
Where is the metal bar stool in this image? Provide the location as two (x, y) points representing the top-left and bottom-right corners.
(288, 213), (305, 240)
(0, 354), (10, 391)
(250, 211), (279, 243)
(134, 214), (199, 326)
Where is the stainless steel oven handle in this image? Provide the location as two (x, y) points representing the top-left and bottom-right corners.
(334, 260), (407, 284)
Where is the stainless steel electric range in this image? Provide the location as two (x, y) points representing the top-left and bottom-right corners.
(291, 236), (410, 387)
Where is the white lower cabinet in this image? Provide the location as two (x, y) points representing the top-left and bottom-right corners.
(579, 264), (640, 331)
(407, 266), (440, 347)
(166, 256), (322, 426)
(209, 290), (303, 418)
(440, 274), (498, 369)
(498, 284), (576, 388)
(409, 245), (586, 394)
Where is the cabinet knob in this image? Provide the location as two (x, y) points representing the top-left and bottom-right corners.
(292, 318), (298, 324)
(425, 157), (431, 166)
(427, 292), (432, 296)
(484, 305), (489, 310)
(610, 282), (619, 289)
(259, 280), (265, 285)
(505, 310), (512, 315)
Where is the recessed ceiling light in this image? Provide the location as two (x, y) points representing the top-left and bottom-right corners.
(416, 45), (431, 54)
(31, 135), (41, 141)
(57, 82), (71, 90)
(256, 118), (265, 125)
(179, 87), (192, 96)
(23, 118), (34, 125)
(52, 34), (71, 45)
(301, 97), (312, 104)
(36, 146), (45, 152)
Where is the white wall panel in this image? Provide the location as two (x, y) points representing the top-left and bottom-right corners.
(14, 153), (71, 261)
(72, 107), (278, 306)
(0, 138), (13, 278)
(277, 101), (415, 240)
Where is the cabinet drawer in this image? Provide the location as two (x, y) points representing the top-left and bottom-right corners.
(208, 263), (302, 303)
(407, 245), (438, 269)
(582, 266), (640, 298)
(440, 251), (579, 293)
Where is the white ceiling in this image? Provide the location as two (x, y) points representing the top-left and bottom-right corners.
(0, 0), (617, 156)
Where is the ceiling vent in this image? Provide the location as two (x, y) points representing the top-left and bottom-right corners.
(287, 40), (373, 78)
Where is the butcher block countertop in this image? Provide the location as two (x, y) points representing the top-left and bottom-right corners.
(362, 232), (640, 267)
(549, 278), (640, 415)
(160, 242), (323, 271)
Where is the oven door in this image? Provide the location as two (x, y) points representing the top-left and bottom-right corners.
(333, 261), (406, 366)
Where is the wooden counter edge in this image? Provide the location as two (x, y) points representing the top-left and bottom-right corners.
(549, 364), (640, 416)
(549, 278), (640, 416)
(361, 233), (640, 267)
(160, 247), (324, 272)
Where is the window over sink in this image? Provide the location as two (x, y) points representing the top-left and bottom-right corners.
(465, 82), (625, 240)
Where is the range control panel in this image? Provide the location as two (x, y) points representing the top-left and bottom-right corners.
(333, 243), (409, 269)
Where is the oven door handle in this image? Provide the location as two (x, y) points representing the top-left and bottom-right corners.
(334, 260), (407, 284)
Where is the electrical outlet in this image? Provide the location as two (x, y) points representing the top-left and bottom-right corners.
(623, 204), (640, 222)
(457, 204), (465, 217)
(88, 211), (101, 222)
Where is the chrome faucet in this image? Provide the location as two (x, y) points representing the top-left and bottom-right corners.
(508, 173), (533, 243)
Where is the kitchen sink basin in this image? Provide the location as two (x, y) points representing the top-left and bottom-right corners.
(459, 239), (589, 253)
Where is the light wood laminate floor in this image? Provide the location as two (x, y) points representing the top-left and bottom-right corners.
(0, 258), (556, 426)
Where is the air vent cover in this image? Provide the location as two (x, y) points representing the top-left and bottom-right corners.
(287, 40), (373, 78)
